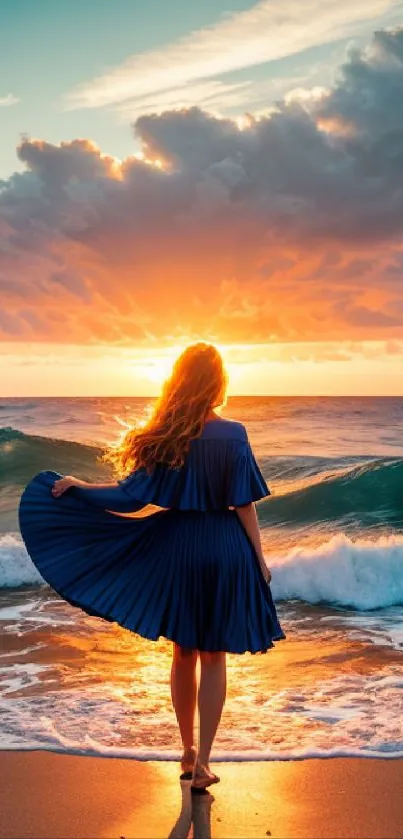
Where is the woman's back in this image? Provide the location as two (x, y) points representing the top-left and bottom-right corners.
(117, 416), (270, 511)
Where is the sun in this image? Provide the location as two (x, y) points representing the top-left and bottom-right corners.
(134, 341), (232, 388)
(144, 356), (174, 385)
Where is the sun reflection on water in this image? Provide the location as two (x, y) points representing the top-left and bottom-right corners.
(1, 591), (402, 756)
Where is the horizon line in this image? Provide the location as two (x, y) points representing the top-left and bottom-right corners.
(3, 394), (403, 400)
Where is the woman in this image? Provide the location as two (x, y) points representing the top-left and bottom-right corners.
(19, 342), (285, 790)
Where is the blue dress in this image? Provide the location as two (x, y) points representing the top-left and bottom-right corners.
(18, 418), (285, 654)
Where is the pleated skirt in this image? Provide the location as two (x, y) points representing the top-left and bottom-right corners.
(19, 471), (286, 654)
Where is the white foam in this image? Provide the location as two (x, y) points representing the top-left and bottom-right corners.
(2, 531), (403, 611)
(0, 663), (49, 695)
(1, 669), (402, 759)
(0, 534), (44, 587)
(2, 743), (403, 761)
(318, 609), (403, 650)
(270, 534), (403, 610)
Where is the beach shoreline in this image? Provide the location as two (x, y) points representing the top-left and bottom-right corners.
(0, 751), (402, 839)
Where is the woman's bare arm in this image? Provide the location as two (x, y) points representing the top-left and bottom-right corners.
(234, 502), (271, 583)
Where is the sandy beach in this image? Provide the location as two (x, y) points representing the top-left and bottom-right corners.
(0, 751), (402, 839)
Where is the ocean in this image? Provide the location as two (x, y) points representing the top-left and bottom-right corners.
(1, 396), (403, 761)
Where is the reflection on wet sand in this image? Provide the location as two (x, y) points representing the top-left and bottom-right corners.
(168, 779), (214, 839)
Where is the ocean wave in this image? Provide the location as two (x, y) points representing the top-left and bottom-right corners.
(0, 534), (44, 587)
(271, 534), (403, 609)
(0, 426), (107, 486)
(260, 457), (403, 528)
(3, 427), (403, 526)
(2, 530), (403, 610)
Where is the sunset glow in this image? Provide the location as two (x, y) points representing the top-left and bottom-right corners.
(2, 339), (403, 396)
(1, 4), (403, 395)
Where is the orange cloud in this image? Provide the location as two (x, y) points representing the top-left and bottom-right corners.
(1, 29), (403, 347)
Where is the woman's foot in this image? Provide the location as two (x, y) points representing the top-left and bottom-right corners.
(191, 761), (220, 790)
(180, 745), (197, 778)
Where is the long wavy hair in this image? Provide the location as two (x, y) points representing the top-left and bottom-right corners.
(105, 342), (228, 476)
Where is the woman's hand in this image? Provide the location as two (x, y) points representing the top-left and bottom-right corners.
(258, 554), (272, 584)
(234, 504), (272, 584)
(51, 476), (82, 498)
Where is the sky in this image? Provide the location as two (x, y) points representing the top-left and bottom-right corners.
(1, 0), (403, 395)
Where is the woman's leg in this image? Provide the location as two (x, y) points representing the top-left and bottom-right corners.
(197, 651), (227, 771)
(170, 643), (198, 763)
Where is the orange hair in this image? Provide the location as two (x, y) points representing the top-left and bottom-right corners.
(105, 342), (228, 476)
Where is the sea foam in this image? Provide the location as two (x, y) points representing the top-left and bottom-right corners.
(2, 743), (403, 760)
(0, 534), (44, 588)
(270, 533), (403, 610)
(2, 531), (403, 610)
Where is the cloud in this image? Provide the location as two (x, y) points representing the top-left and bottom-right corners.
(0, 93), (19, 107)
(1, 27), (403, 345)
(114, 80), (253, 123)
(65, 0), (399, 112)
(314, 27), (403, 138)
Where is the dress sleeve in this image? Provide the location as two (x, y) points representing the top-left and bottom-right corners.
(225, 438), (270, 506)
(71, 483), (147, 513)
(115, 427), (270, 511)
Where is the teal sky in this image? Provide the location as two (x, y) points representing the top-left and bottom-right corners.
(1, 0), (226, 174)
(2, 0), (402, 179)
(3, 0), (250, 177)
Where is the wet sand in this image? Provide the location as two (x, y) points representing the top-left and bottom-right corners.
(0, 751), (402, 838)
